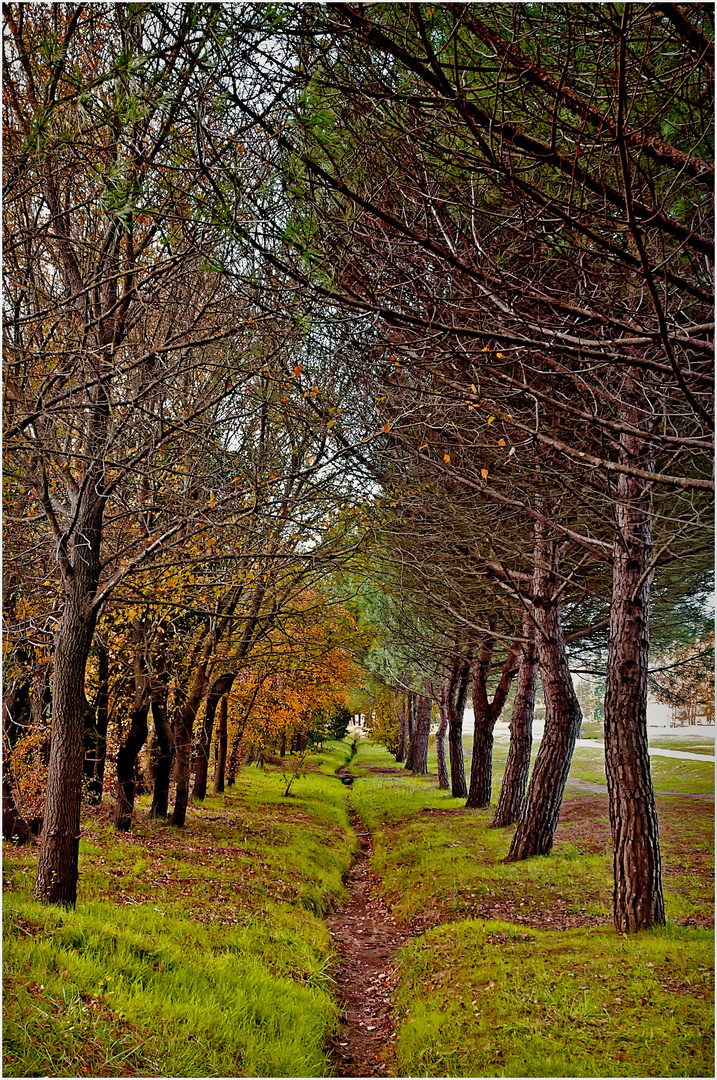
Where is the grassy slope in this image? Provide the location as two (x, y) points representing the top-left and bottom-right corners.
(351, 738), (714, 1078)
(4, 733), (713, 1078)
(3, 740), (356, 1079)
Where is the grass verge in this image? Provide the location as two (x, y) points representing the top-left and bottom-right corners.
(3, 738), (355, 1078)
(352, 737), (714, 1078)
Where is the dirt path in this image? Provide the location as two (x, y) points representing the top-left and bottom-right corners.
(326, 810), (408, 1077)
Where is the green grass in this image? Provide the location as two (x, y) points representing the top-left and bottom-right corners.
(352, 737), (714, 1078)
(393, 920), (713, 1077)
(5, 733), (712, 1078)
(3, 738), (356, 1078)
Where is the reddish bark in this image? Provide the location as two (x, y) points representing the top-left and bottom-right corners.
(506, 523), (582, 861)
(604, 422), (665, 931)
(492, 619), (538, 827)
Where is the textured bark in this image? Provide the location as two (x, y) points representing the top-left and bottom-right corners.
(436, 689), (449, 789)
(447, 652), (471, 798)
(408, 694), (431, 774)
(604, 424), (665, 931)
(466, 630), (520, 809)
(213, 695), (229, 794)
(394, 691), (407, 762)
(492, 619), (538, 827)
(86, 640), (109, 805)
(32, 536), (101, 905)
(193, 673), (236, 800)
(506, 525), (582, 861)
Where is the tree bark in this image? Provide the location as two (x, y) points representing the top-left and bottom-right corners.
(492, 619), (538, 827)
(213, 695), (229, 794)
(604, 422), (665, 931)
(32, 542), (101, 905)
(408, 694), (431, 774)
(466, 629), (520, 809)
(193, 673), (236, 800)
(436, 689), (449, 789)
(447, 651), (471, 798)
(506, 523), (582, 861)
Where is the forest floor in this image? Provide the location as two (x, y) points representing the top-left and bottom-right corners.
(3, 735), (714, 1078)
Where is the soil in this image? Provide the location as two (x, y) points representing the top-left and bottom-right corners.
(326, 810), (411, 1077)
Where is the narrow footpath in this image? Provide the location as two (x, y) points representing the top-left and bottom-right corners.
(326, 807), (408, 1077)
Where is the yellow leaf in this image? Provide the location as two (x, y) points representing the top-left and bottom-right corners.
(471, 384), (477, 393)
(327, 419), (334, 429)
(482, 346), (489, 352)
(496, 352), (504, 359)
(498, 438), (506, 446)
(488, 415), (495, 424)
(293, 364), (302, 377)
(419, 444), (428, 449)
(282, 396), (289, 403)
(383, 423), (391, 433)
(394, 360), (400, 366)
(443, 453), (451, 463)
(481, 468), (488, 479)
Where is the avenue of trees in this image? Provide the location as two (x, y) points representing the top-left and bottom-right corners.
(3, 3), (713, 933)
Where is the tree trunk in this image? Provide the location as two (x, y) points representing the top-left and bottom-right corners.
(32, 566), (100, 906)
(604, 423), (665, 931)
(193, 673), (236, 800)
(506, 525), (582, 861)
(114, 623), (151, 831)
(408, 694), (431, 774)
(213, 695), (229, 794)
(403, 692), (418, 770)
(447, 652), (470, 798)
(492, 620), (538, 827)
(394, 691), (407, 762)
(115, 702), (150, 831)
(86, 640), (109, 805)
(466, 632), (521, 809)
(171, 635), (214, 827)
(436, 689), (449, 789)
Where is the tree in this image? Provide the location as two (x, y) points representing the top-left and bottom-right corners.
(245, 1), (713, 930)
